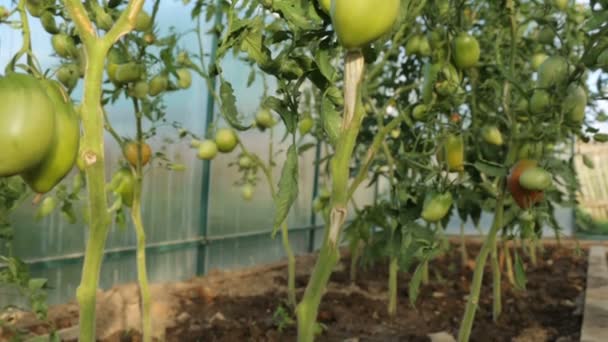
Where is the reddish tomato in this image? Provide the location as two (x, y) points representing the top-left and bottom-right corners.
(507, 159), (544, 209)
(124, 141), (152, 167)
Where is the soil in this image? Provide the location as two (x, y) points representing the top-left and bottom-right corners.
(2, 241), (588, 342)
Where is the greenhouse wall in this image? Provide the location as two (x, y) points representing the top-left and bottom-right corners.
(0, 1), (574, 308)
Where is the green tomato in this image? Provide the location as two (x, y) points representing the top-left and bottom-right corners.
(197, 140), (218, 160)
(537, 27), (555, 45)
(453, 33), (480, 69)
(215, 128), (238, 153)
(134, 11), (152, 32)
(434, 64), (460, 96)
(255, 108), (275, 129)
(128, 81), (149, 99)
(176, 68), (192, 89)
(406, 35), (422, 55)
(390, 128), (401, 139)
(299, 116), (314, 136)
(239, 155), (253, 169)
(531, 52), (548, 71)
(241, 184), (254, 201)
(51, 34), (78, 59)
(330, 0), (400, 50)
(412, 104), (429, 121)
(56, 63), (80, 90)
(318, 0), (330, 13)
(22, 80), (80, 194)
(529, 90), (551, 114)
(0, 6), (9, 20)
(537, 56), (568, 88)
(0, 73), (56, 177)
(417, 36), (431, 57)
(421, 192), (453, 223)
(481, 125), (504, 146)
(40, 11), (59, 34)
(26, 0), (46, 17)
(95, 10), (114, 31)
(563, 83), (587, 123)
(115, 62), (144, 83)
(553, 0), (568, 11)
(148, 75), (168, 96)
(444, 134), (465, 172)
(114, 168), (135, 207)
(519, 167), (552, 191)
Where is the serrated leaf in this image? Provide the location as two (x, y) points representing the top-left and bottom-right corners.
(263, 96), (297, 133)
(272, 145), (299, 237)
(474, 161), (507, 178)
(219, 80), (251, 131)
(514, 252), (527, 291)
(240, 21), (270, 66)
(315, 49), (336, 82)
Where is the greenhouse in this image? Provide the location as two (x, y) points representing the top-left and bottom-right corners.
(1, 0), (607, 341)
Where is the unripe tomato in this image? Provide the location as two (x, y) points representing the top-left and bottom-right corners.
(134, 11), (152, 32)
(41, 11), (59, 34)
(26, 0), (45, 17)
(176, 68), (192, 89)
(113, 168), (135, 207)
(239, 155), (253, 169)
(299, 116), (314, 136)
(95, 10), (114, 31)
(330, 0), (400, 50)
(406, 35), (422, 56)
(241, 184), (254, 201)
(114, 62), (144, 83)
(507, 159), (544, 209)
(215, 128), (238, 153)
(390, 128), (401, 139)
(52, 34), (78, 59)
(57, 63), (80, 89)
(519, 167), (552, 191)
(537, 27), (555, 45)
(435, 64), (460, 96)
(21, 80), (80, 194)
(197, 140), (218, 160)
(177, 52), (192, 67)
(144, 33), (156, 45)
(444, 134), (465, 172)
(148, 75), (168, 96)
(0, 73), (56, 177)
(531, 53), (548, 71)
(553, 0), (568, 11)
(35, 196), (57, 219)
(318, 0), (330, 13)
(421, 192), (453, 222)
(0, 6), (9, 20)
(537, 56), (568, 88)
(529, 90), (551, 114)
(127, 81), (149, 99)
(563, 83), (587, 123)
(453, 33), (480, 69)
(412, 104), (428, 121)
(123, 141), (152, 167)
(481, 125), (504, 146)
(255, 109), (275, 130)
(418, 36), (431, 57)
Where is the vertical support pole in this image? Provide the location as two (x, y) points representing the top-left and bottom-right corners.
(196, 1), (223, 276)
(308, 142), (322, 252)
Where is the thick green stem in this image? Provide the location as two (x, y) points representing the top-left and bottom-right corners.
(504, 240), (515, 285)
(458, 194), (505, 342)
(281, 222), (296, 308)
(296, 50), (365, 342)
(528, 239), (537, 267)
(74, 43), (111, 342)
(491, 238), (501, 322)
(460, 222), (468, 268)
(388, 257), (399, 316)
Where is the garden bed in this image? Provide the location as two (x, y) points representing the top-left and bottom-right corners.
(3, 241), (588, 341)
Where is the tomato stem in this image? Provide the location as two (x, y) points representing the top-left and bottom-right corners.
(387, 257), (399, 316)
(491, 237), (502, 322)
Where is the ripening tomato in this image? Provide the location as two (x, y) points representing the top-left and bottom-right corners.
(453, 33), (480, 69)
(421, 192), (453, 222)
(0, 73), (56, 177)
(507, 159), (545, 209)
(330, 0), (400, 50)
(21, 80), (80, 194)
(197, 140), (218, 160)
(123, 141), (152, 167)
(215, 128), (238, 153)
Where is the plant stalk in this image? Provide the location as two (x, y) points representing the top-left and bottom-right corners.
(388, 257), (399, 316)
(281, 222), (297, 308)
(504, 240), (515, 285)
(296, 50), (365, 342)
(421, 259), (429, 285)
(460, 222), (468, 268)
(491, 237), (501, 322)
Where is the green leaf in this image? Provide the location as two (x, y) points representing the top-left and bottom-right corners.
(28, 278), (47, 291)
(239, 20), (271, 66)
(272, 145), (299, 237)
(321, 96), (342, 145)
(514, 252), (527, 291)
(409, 261), (425, 307)
(219, 80), (251, 131)
(594, 133), (608, 142)
(315, 49), (337, 82)
(263, 96), (297, 133)
(474, 161), (507, 178)
(582, 154), (595, 169)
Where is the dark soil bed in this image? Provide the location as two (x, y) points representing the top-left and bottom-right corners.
(167, 243), (587, 342)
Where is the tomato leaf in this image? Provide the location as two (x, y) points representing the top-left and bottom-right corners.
(582, 154), (595, 169)
(594, 133), (608, 142)
(473, 161), (507, 178)
(263, 96), (297, 133)
(272, 145), (299, 237)
(408, 261), (425, 307)
(219, 80), (251, 131)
